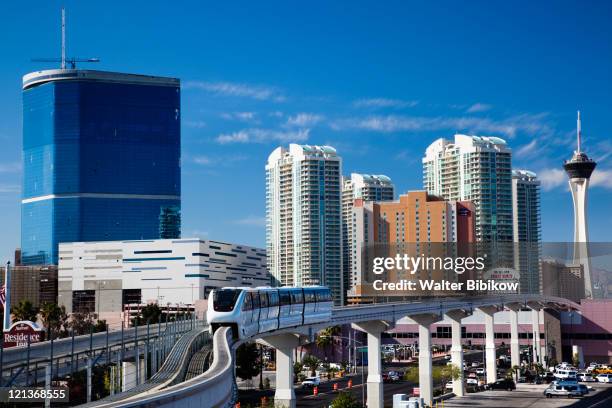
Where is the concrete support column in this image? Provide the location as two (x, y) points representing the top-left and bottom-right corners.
(409, 314), (440, 406)
(446, 310), (470, 397)
(260, 333), (301, 408)
(506, 304), (521, 369)
(478, 306), (497, 384)
(352, 321), (390, 408)
(530, 306), (541, 365)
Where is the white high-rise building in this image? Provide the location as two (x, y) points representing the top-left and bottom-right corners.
(266, 144), (343, 304)
(423, 134), (514, 243)
(342, 174), (394, 302)
(563, 111), (597, 299)
(512, 169), (542, 293)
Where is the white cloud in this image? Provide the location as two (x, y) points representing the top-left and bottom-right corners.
(466, 103), (493, 113)
(234, 215), (266, 227)
(591, 169), (612, 190)
(216, 128), (310, 144)
(331, 113), (551, 139)
(190, 154), (248, 166)
(0, 184), (20, 193)
(0, 162), (21, 173)
(184, 120), (207, 129)
(285, 113), (324, 127)
(184, 81), (285, 102)
(515, 140), (538, 157)
(538, 168), (566, 191)
(353, 98), (418, 109)
(220, 112), (257, 122)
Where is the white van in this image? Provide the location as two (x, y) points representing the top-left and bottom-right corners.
(555, 369), (578, 380)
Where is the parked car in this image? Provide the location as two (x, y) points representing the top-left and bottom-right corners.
(544, 384), (582, 398)
(301, 377), (320, 387)
(472, 361), (480, 367)
(488, 378), (516, 391)
(445, 381), (453, 390)
(596, 374), (612, 383)
(578, 373), (596, 382)
(466, 378), (479, 386)
(476, 368), (485, 376)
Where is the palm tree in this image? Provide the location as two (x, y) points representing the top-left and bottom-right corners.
(302, 355), (321, 377)
(11, 300), (39, 323)
(317, 326), (341, 361)
(40, 303), (68, 335)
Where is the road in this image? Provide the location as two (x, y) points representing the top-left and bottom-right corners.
(441, 383), (612, 408)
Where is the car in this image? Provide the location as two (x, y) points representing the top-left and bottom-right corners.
(578, 373), (596, 382)
(383, 372), (400, 383)
(302, 377), (321, 387)
(555, 369), (578, 381)
(445, 381), (453, 390)
(472, 362), (480, 367)
(488, 378), (516, 391)
(476, 368), (485, 375)
(543, 372), (555, 383)
(517, 376), (527, 383)
(596, 374), (612, 383)
(544, 384), (583, 398)
(466, 378), (478, 385)
(444, 355), (451, 360)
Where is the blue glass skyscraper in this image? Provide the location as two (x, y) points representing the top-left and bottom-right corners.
(21, 69), (181, 265)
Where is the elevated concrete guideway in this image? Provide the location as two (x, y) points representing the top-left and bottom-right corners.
(84, 294), (579, 408)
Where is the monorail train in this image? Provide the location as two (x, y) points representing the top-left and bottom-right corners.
(207, 286), (332, 339)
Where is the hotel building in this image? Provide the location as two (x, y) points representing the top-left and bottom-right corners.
(266, 144), (343, 304)
(512, 170), (542, 294)
(423, 134), (513, 243)
(347, 191), (475, 303)
(21, 69), (181, 265)
(342, 174), (394, 301)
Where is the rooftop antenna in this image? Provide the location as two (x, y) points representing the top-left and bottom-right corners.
(32, 7), (100, 69)
(576, 110), (582, 154)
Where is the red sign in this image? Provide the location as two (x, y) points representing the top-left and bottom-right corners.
(3, 321), (45, 348)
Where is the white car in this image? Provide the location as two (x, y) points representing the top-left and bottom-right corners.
(476, 368), (485, 375)
(466, 378), (478, 385)
(302, 377), (321, 387)
(578, 373), (596, 382)
(596, 374), (612, 383)
(555, 369), (578, 380)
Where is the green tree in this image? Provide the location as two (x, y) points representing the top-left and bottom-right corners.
(316, 326), (340, 361)
(403, 366), (419, 383)
(302, 354), (321, 377)
(40, 303), (68, 335)
(330, 391), (362, 408)
(293, 361), (304, 383)
(137, 303), (162, 324)
(236, 342), (261, 382)
(11, 299), (39, 323)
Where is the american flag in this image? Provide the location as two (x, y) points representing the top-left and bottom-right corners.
(0, 284), (5, 307)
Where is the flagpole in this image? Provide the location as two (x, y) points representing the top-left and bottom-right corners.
(3, 262), (11, 332)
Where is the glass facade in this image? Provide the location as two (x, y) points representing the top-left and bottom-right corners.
(21, 71), (181, 265)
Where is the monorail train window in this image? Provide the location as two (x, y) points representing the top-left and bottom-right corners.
(242, 292), (253, 311)
(252, 291), (261, 309)
(304, 289), (316, 303)
(315, 288), (331, 302)
(213, 289), (242, 312)
(280, 290), (291, 306)
(260, 292), (269, 308)
(269, 291), (279, 307)
(291, 289), (304, 304)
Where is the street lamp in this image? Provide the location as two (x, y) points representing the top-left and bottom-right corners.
(318, 334), (365, 407)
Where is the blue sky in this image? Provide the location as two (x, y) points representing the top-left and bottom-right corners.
(1, 1), (612, 262)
